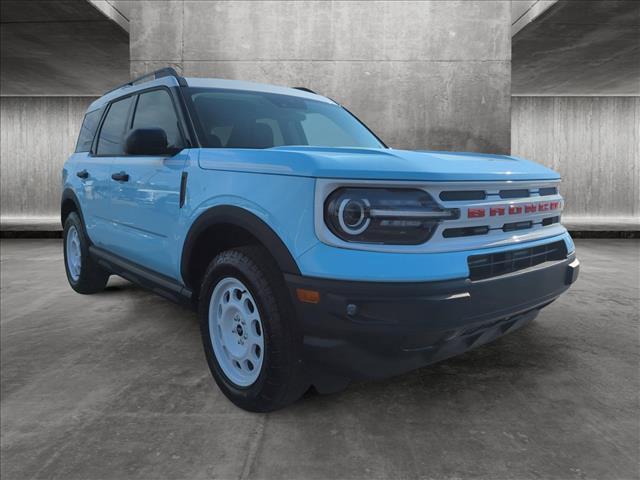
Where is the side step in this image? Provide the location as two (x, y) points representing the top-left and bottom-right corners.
(89, 246), (194, 307)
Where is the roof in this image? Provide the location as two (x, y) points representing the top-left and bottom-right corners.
(185, 77), (334, 104)
(87, 74), (334, 112)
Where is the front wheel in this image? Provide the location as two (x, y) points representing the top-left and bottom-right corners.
(198, 246), (307, 412)
(63, 212), (110, 294)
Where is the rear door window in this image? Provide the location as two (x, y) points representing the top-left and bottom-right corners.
(96, 96), (134, 155)
(131, 89), (183, 148)
(75, 108), (103, 153)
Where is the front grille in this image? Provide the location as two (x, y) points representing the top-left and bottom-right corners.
(439, 186), (559, 201)
(467, 241), (567, 281)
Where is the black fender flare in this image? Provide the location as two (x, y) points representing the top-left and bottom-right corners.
(180, 205), (301, 290)
(60, 188), (86, 228)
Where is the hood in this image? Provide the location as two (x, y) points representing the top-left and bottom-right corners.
(198, 146), (560, 182)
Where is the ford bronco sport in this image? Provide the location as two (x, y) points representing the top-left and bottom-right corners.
(62, 68), (579, 411)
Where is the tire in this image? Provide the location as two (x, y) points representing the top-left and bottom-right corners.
(198, 246), (307, 412)
(63, 211), (110, 294)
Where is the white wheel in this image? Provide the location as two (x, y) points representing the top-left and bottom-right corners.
(63, 212), (109, 294)
(208, 277), (265, 387)
(65, 225), (82, 281)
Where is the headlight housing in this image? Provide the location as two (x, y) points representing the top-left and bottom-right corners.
(324, 187), (458, 245)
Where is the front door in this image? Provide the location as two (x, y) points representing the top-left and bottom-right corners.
(107, 88), (188, 279)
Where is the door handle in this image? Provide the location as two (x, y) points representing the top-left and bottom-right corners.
(111, 171), (129, 182)
(76, 169), (89, 179)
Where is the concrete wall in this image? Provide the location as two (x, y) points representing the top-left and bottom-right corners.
(2, 2), (635, 231)
(512, 96), (640, 229)
(2, 96), (637, 230)
(0, 97), (96, 229)
(130, 0), (512, 153)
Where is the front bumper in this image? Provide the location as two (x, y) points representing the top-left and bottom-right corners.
(286, 254), (579, 393)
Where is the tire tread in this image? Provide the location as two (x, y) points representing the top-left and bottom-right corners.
(199, 246), (307, 412)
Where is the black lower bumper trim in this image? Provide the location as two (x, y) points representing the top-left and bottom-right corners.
(286, 254), (578, 392)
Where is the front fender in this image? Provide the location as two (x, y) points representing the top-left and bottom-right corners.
(180, 205), (302, 290)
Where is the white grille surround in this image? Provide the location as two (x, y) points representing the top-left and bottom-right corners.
(314, 178), (566, 254)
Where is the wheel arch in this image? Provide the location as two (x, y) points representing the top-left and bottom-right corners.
(60, 188), (85, 229)
(181, 205), (301, 293)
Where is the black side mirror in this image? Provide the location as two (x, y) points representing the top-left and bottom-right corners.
(125, 128), (179, 156)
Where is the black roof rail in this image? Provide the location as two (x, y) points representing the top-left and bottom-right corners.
(293, 87), (317, 94)
(104, 67), (187, 95)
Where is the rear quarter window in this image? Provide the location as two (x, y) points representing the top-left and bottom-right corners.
(75, 108), (103, 153)
(96, 96), (135, 155)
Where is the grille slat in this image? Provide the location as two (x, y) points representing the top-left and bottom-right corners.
(539, 187), (558, 196)
(502, 220), (533, 232)
(467, 241), (567, 281)
(443, 226), (490, 238)
(542, 216), (560, 226)
(499, 189), (530, 199)
(439, 191), (486, 201)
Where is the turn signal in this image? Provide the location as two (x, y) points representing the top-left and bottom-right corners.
(296, 288), (320, 304)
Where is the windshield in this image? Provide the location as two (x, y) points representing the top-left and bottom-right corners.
(186, 88), (384, 149)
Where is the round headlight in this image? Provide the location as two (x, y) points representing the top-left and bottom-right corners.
(338, 198), (370, 235)
(324, 187), (458, 245)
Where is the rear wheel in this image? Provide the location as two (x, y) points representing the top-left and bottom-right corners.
(63, 212), (110, 294)
(199, 246), (307, 412)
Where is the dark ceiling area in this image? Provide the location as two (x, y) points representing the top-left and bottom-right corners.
(1, 0), (129, 95)
(512, 0), (640, 95)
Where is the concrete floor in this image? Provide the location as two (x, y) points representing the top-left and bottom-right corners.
(1, 239), (638, 480)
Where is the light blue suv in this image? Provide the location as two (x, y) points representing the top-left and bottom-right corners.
(62, 68), (579, 411)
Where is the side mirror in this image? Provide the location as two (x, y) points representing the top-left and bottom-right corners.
(125, 128), (179, 156)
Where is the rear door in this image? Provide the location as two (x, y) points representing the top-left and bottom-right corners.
(70, 108), (105, 243)
(79, 97), (135, 247)
(107, 87), (189, 278)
